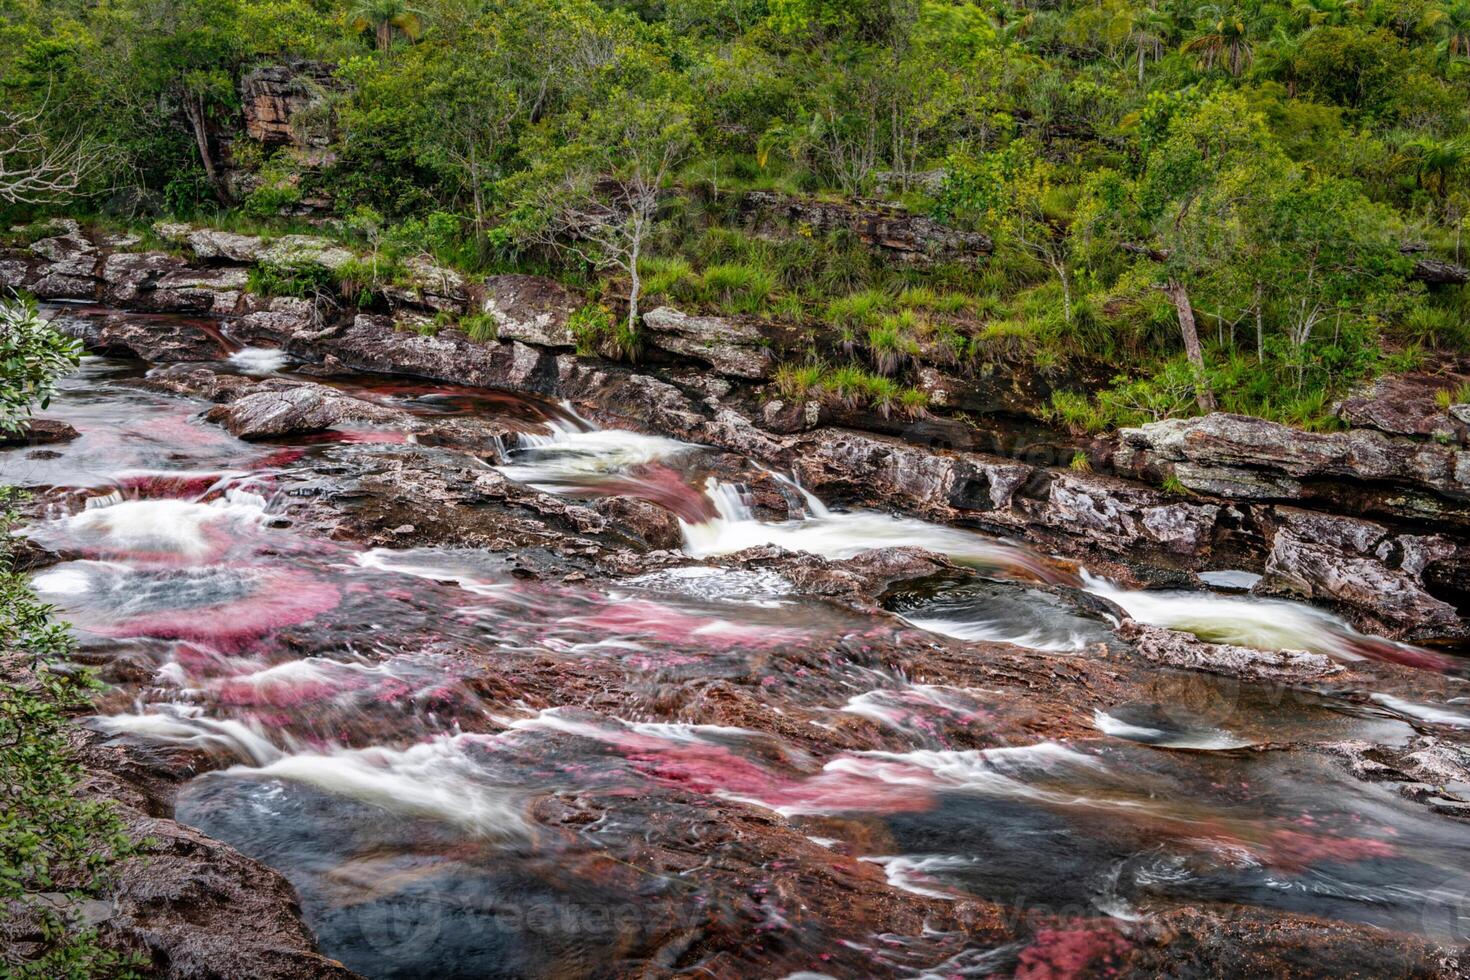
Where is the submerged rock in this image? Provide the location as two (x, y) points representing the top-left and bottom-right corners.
(205, 381), (410, 439)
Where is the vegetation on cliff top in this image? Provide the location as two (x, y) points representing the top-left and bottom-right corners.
(3, 0), (1470, 427)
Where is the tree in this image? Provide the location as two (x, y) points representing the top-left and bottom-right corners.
(940, 141), (1078, 325)
(349, 0), (424, 54)
(0, 107), (99, 206)
(511, 87), (695, 342)
(0, 301), (81, 434)
(1182, 7), (1254, 76)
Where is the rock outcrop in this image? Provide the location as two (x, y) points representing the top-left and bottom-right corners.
(1258, 507), (1463, 638)
(736, 191), (993, 265)
(240, 61), (338, 148)
(481, 274), (582, 347)
(641, 306), (774, 379)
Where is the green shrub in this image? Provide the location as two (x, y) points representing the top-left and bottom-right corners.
(248, 261), (336, 299)
(569, 303), (637, 361)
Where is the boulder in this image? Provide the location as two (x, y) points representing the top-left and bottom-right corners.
(594, 495), (684, 550)
(641, 306), (774, 379)
(100, 251), (187, 305)
(481, 274), (581, 347)
(259, 235), (356, 273)
(1334, 373), (1468, 440)
(185, 228), (267, 263)
(233, 296), (320, 345)
(88, 314), (231, 362)
(29, 232), (98, 277)
(0, 418), (79, 446)
(205, 381), (410, 439)
(30, 273), (98, 301)
(140, 267), (250, 314)
(1257, 507), (1463, 639)
(1119, 621), (1341, 684)
(0, 256), (38, 291)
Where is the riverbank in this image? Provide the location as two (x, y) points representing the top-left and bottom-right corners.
(5, 226), (1470, 977)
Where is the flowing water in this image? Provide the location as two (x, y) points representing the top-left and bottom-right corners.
(7, 324), (1470, 976)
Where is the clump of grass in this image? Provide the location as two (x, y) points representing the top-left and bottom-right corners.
(867, 311), (920, 375)
(775, 359), (928, 419)
(826, 289), (888, 329)
(638, 255), (694, 300)
(460, 312), (497, 342)
(1069, 450), (1092, 472)
(1435, 380), (1470, 409)
(698, 262), (775, 314)
(1046, 391), (1110, 434)
(1160, 473), (1192, 495)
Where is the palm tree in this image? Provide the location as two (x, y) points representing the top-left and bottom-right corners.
(1429, 0), (1470, 61)
(1182, 7), (1254, 76)
(349, 0), (424, 54)
(1288, 0), (1361, 27)
(1128, 7), (1174, 84)
(1391, 136), (1470, 198)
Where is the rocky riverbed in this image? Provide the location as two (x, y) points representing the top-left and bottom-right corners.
(4, 225), (1470, 977)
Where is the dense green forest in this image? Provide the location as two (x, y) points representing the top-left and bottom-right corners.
(4, 0), (1470, 428)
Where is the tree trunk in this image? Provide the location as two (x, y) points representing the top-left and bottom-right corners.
(183, 92), (229, 205)
(1166, 279), (1217, 412)
(378, 22), (392, 53)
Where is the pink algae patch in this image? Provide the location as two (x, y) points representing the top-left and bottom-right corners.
(1253, 828), (1397, 872)
(573, 598), (800, 651)
(1014, 928), (1131, 980)
(100, 570), (341, 652)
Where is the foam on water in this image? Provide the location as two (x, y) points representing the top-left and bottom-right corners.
(1092, 708), (1252, 750)
(499, 416), (699, 488)
(227, 346), (291, 375)
(1370, 693), (1470, 728)
(1085, 574), (1357, 655)
(49, 489), (269, 560)
(94, 705), (282, 766)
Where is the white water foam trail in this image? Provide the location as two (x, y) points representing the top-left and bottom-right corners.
(1092, 708), (1252, 750)
(235, 735), (527, 838)
(498, 414), (699, 490)
(897, 612), (1093, 653)
(1370, 694), (1470, 728)
(93, 705), (282, 766)
(1083, 572), (1361, 657)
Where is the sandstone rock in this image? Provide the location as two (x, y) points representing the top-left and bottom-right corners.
(259, 235), (356, 272)
(0, 256), (38, 290)
(1116, 412), (1470, 503)
(1335, 373), (1469, 440)
(0, 418), (79, 446)
(482, 274), (581, 346)
(233, 297), (320, 345)
(57, 313), (228, 363)
(736, 191), (992, 265)
(1257, 507), (1462, 638)
(641, 306), (773, 379)
(205, 381), (409, 439)
(100, 251), (187, 305)
(594, 495), (684, 550)
(240, 61), (337, 148)
(185, 228), (267, 263)
(29, 232), (97, 276)
(382, 255), (471, 314)
(30, 273), (99, 301)
(1119, 620), (1341, 683)
(136, 267), (250, 314)
(315, 314), (550, 392)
